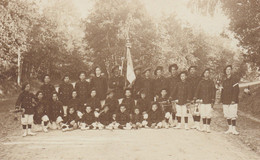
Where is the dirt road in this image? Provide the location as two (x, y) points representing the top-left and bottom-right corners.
(0, 127), (259, 160)
(0, 105), (259, 160)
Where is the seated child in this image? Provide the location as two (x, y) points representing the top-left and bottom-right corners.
(98, 104), (113, 129)
(79, 105), (96, 130)
(61, 107), (79, 132)
(131, 107), (143, 129)
(88, 88), (101, 112)
(34, 91), (49, 133)
(49, 92), (64, 130)
(116, 104), (132, 130)
(121, 88), (135, 114)
(136, 90), (150, 113)
(105, 90), (119, 114)
(15, 82), (37, 137)
(148, 102), (163, 129)
(69, 90), (83, 119)
(157, 88), (172, 128)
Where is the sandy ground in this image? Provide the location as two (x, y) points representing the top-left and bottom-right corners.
(0, 105), (259, 160)
(0, 127), (259, 160)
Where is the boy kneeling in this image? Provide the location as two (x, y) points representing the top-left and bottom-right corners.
(62, 107), (79, 132)
(116, 104), (132, 130)
(148, 102), (163, 129)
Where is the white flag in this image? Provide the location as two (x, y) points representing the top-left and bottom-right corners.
(126, 47), (136, 84)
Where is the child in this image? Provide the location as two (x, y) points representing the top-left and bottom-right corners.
(104, 90), (119, 114)
(131, 107), (143, 129)
(147, 102), (163, 129)
(221, 65), (240, 135)
(49, 92), (64, 130)
(40, 74), (56, 107)
(75, 71), (90, 106)
(173, 71), (191, 130)
(80, 105), (96, 130)
(108, 65), (125, 99)
(121, 88), (135, 114)
(157, 88), (172, 128)
(98, 105), (113, 129)
(116, 104), (132, 129)
(69, 90), (83, 119)
(15, 82), (37, 137)
(136, 90), (150, 113)
(61, 107), (79, 132)
(194, 69), (216, 133)
(34, 91), (49, 133)
(88, 88), (101, 112)
(58, 75), (73, 118)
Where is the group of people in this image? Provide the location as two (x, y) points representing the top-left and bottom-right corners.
(15, 64), (240, 137)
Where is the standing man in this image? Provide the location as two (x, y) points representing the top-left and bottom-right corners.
(194, 69), (216, 133)
(133, 66), (143, 99)
(142, 67), (153, 101)
(221, 65), (239, 135)
(108, 65), (124, 99)
(167, 64), (179, 126)
(153, 66), (167, 101)
(187, 66), (201, 129)
(90, 66), (108, 106)
(75, 71), (90, 106)
(58, 74), (74, 118)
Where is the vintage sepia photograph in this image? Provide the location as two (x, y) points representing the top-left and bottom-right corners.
(0, 0), (259, 159)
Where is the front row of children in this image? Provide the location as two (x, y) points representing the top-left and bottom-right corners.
(15, 82), (211, 137)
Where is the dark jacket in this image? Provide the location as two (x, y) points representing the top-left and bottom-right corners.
(221, 76), (239, 104)
(75, 80), (90, 104)
(131, 113), (143, 124)
(105, 97), (119, 114)
(49, 100), (63, 121)
(34, 99), (48, 124)
(153, 76), (167, 97)
(108, 75), (124, 99)
(157, 97), (172, 112)
(142, 77), (154, 101)
(187, 75), (201, 100)
(69, 98), (82, 112)
(195, 78), (216, 104)
(15, 91), (36, 114)
(136, 98), (150, 113)
(87, 97), (101, 111)
(148, 109), (163, 124)
(90, 76), (108, 100)
(40, 83), (56, 104)
(99, 111), (113, 125)
(58, 82), (73, 106)
(167, 75), (179, 100)
(116, 112), (130, 125)
(121, 97), (135, 113)
(173, 80), (190, 105)
(63, 112), (79, 124)
(81, 112), (96, 125)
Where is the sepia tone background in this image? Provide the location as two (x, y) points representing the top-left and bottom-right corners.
(0, 0), (260, 159)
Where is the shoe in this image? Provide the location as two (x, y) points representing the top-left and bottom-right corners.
(225, 125), (232, 134)
(22, 131), (27, 137)
(191, 125), (197, 129)
(196, 125), (201, 131)
(27, 129), (36, 136)
(43, 127), (48, 133)
(206, 125), (211, 133)
(201, 125), (207, 132)
(174, 123), (181, 129)
(232, 126), (239, 135)
(185, 124), (189, 130)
